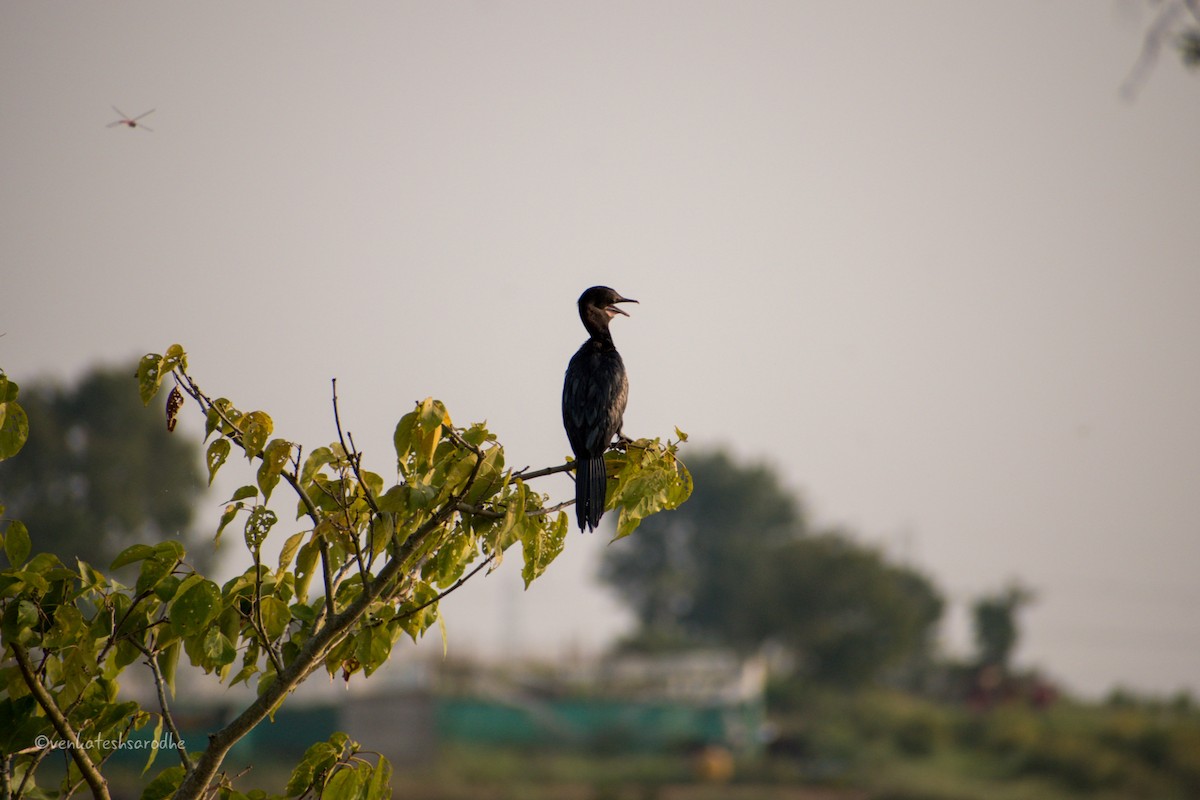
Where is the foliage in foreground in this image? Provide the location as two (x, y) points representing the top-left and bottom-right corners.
(0, 347), (691, 799)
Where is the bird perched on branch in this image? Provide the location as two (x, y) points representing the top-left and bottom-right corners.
(562, 286), (638, 532)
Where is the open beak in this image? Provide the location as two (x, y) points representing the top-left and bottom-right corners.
(607, 296), (638, 317)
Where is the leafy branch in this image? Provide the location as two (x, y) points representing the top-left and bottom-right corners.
(0, 346), (691, 799)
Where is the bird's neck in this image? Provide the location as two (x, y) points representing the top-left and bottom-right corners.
(588, 328), (615, 348)
(581, 308), (615, 347)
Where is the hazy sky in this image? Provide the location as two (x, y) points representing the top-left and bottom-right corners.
(4, 2), (1199, 699)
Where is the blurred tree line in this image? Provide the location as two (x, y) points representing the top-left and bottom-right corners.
(0, 365), (211, 572)
(600, 451), (945, 688)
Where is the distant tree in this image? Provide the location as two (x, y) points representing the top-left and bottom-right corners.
(764, 535), (944, 686)
(600, 450), (945, 686)
(971, 583), (1034, 671)
(0, 366), (210, 571)
(599, 450), (802, 644)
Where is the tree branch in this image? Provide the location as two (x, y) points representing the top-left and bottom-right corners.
(512, 461), (573, 481)
(173, 478), (467, 799)
(456, 499), (574, 520)
(174, 371), (338, 625)
(134, 644), (194, 772)
(10, 644), (110, 800)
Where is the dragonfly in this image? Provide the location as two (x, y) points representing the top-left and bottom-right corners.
(107, 106), (155, 131)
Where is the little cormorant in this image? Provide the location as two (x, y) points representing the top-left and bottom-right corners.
(562, 286), (638, 532)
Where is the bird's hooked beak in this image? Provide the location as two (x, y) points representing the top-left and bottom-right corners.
(607, 296), (638, 318)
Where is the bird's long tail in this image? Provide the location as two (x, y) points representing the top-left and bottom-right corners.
(575, 454), (608, 532)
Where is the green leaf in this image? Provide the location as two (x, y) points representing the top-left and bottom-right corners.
(136, 552), (178, 595)
(257, 438), (291, 501)
(423, 532), (474, 589)
(1, 598), (38, 643)
(143, 714), (165, 775)
(137, 353), (165, 406)
(153, 539), (187, 562)
(393, 411), (417, 465)
(301, 446), (336, 486)
(368, 514), (393, 560)
(140, 765), (185, 800)
(277, 531), (306, 573)
(241, 411), (273, 459)
(464, 445), (506, 505)
(0, 394), (28, 461)
(206, 438), (231, 485)
(294, 540), (319, 602)
(376, 485), (407, 514)
(4, 520), (31, 567)
(215, 502), (242, 545)
(111, 543), (156, 570)
(200, 625), (237, 668)
(161, 343), (187, 374)
(365, 755), (393, 800)
(608, 438), (694, 540)
(154, 574), (182, 602)
(350, 626), (386, 678)
(157, 640), (181, 698)
(286, 740), (340, 796)
(259, 596), (291, 641)
(394, 581), (439, 641)
(324, 765), (366, 800)
(229, 485), (258, 503)
(521, 510), (568, 588)
(169, 576), (222, 636)
(482, 480), (524, 556)
(204, 405), (220, 441)
(244, 506), (278, 551)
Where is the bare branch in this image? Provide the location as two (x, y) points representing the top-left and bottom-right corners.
(512, 461), (573, 481)
(133, 644), (194, 772)
(455, 499), (575, 520)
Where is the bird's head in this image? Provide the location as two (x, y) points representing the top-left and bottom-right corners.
(578, 286), (638, 322)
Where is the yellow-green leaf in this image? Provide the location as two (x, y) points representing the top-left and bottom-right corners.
(137, 354), (164, 406)
(206, 439), (231, 485)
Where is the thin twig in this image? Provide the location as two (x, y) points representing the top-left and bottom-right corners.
(331, 379), (381, 517)
(512, 461), (573, 481)
(250, 561), (285, 676)
(133, 644), (194, 772)
(455, 499), (575, 520)
(394, 555), (495, 622)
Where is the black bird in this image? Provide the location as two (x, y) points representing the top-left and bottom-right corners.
(562, 286), (638, 532)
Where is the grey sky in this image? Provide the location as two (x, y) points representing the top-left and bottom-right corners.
(4, 2), (1199, 698)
